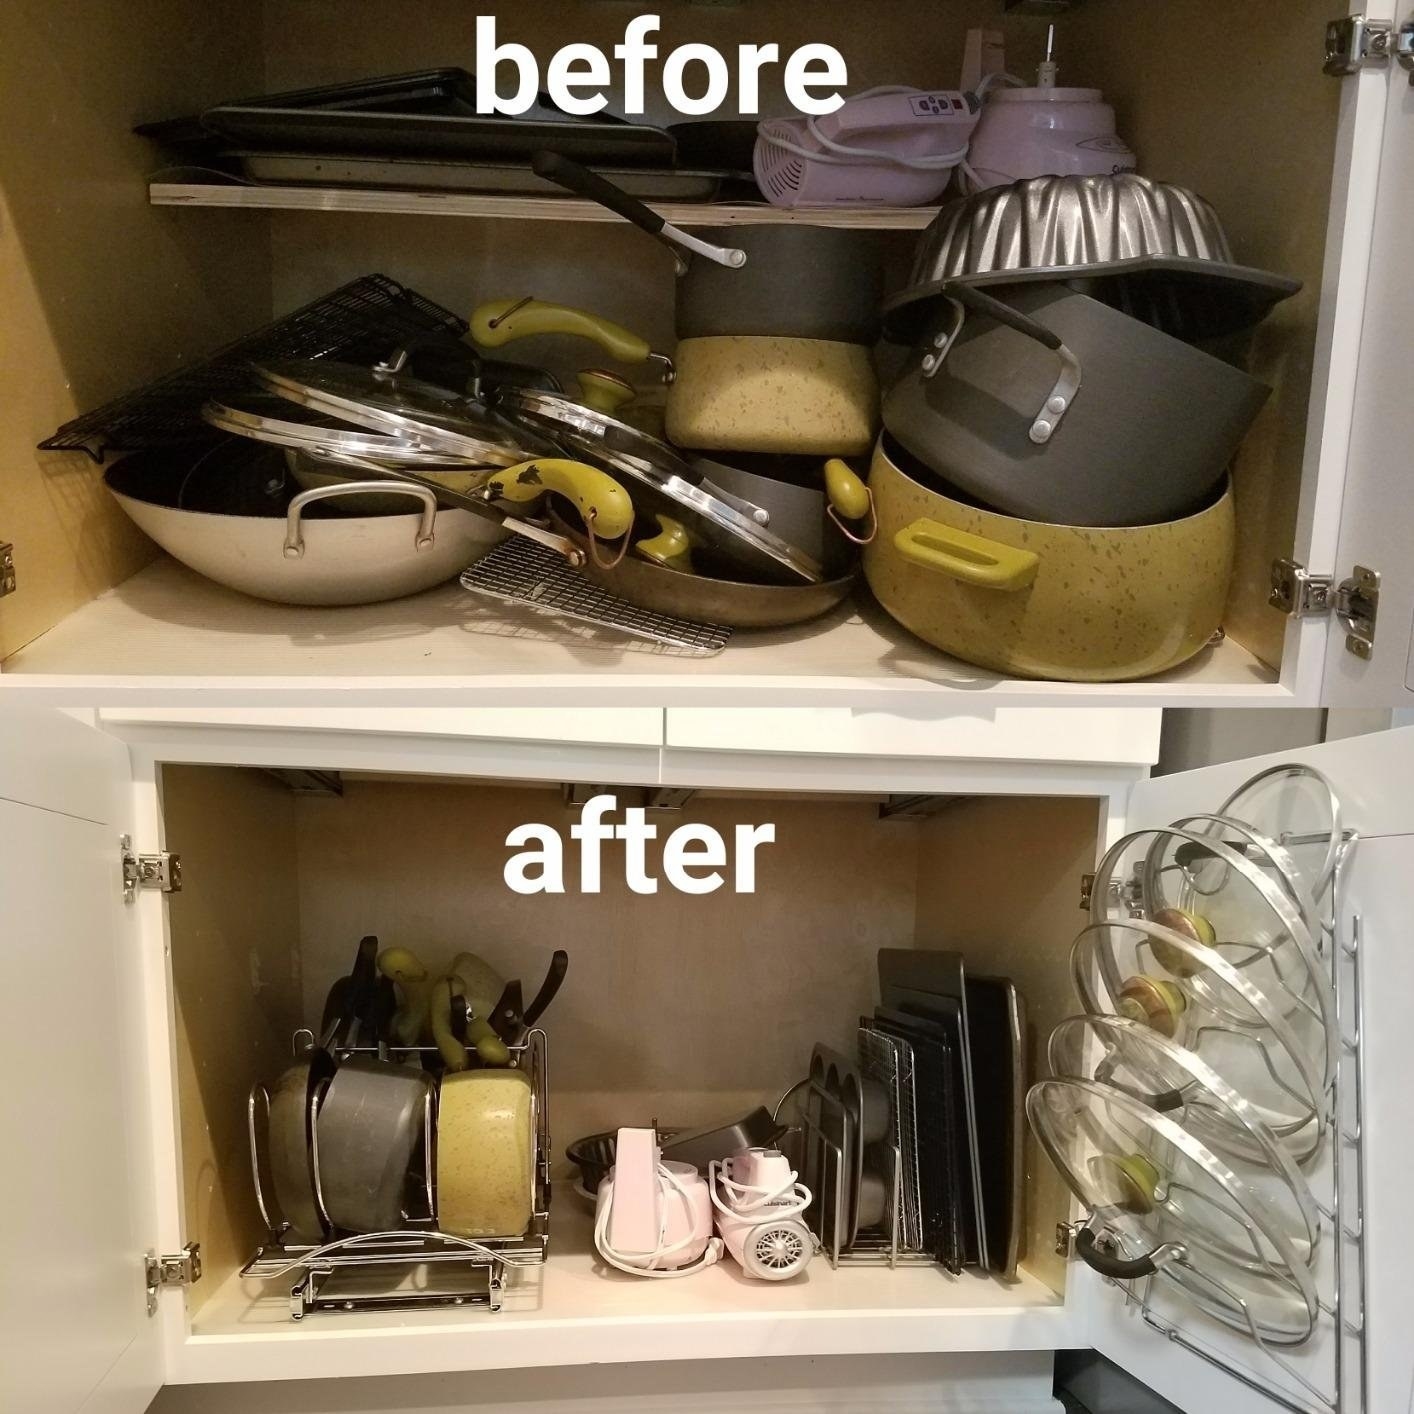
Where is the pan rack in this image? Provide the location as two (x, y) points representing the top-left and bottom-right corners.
(1075, 830), (1368, 1414)
(243, 1029), (551, 1320)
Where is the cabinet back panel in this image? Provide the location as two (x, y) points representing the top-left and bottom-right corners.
(162, 765), (303, 1310)
(0, 2), (271, 660)
(914, 795), (1104, 1295)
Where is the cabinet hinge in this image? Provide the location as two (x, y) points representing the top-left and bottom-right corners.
(1324, 14), (1393, 74)
(1269, 559), (1380, 660)
(1079, 873), (1095, 910)
(0, 542), (14, 599)
(121, 834), (182, 902)
(1397, 20), (1414, 81)
(145, 1243), (201, 1314)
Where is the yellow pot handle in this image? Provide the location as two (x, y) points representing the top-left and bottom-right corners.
(635, 514), (695, 573)
(823, 459), (871, 523)
(892, 519), (1039, 591)
(470, 298), (652, 366)
(483, 459), (635, 542)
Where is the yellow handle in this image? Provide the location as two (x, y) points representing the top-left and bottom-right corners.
(470, 298), (652, 365)
(577, 369), (636, 417)
(823, 459), (871, 522)
(892, 519), (1039, 591)
(484, 459), (635, 541)
(635, 514), (695, 573)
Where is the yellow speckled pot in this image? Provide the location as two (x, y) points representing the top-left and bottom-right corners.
(437, 1069), (536, 1238)
(665, 335), (878, 456)
(864, 438), (1234, 681)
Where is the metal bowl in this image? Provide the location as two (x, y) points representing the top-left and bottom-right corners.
(885, 174), (1300, 344)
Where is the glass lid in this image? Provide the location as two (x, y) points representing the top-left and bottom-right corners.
(1211, 765), (1345, 920)
(255, 361), (538, 467)
(1027, 1077), (1318, 1344)
(1071, 919), (1326, 1158)
(494, 387), (825, 586)
(203, 396), (485, 467)
(1046, 1014), (1320, 1262)
(1094, 827), (1335, 1088)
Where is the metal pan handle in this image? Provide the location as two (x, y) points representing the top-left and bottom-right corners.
(284, 481), (438, 558)
(530, 150), (746, 271)
(922, 282), (1081, 445)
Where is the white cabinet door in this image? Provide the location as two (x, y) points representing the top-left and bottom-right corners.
(1079, 724), (1414, 1414)
(0, 707), (160, 1414)
(1318, 0), (1414, 704)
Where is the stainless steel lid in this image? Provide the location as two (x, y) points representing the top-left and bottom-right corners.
(496, 387), (825, 585)
(203, 395), (486, 467)
(255, 361), (542, 467)
(886, 174), (1300, 343)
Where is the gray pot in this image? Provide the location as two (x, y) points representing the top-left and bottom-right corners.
(882, 282), (1270, 528)
(676, 226), (884, 344)
(528, 152), (882, 343)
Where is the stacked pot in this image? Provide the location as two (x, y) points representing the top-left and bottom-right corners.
(865, 173), (1302, 682)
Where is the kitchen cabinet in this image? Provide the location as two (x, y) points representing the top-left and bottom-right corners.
(7, 703), (1408, 1412)
(2, 0), (1413, 705)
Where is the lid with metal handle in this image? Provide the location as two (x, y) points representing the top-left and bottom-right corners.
(1027, 1077), (1318, 1345)
(495, 386), (825, 585)
(1093, 826), (1336, 1092)
(1046, 1014), (1320, 1264)
(1071, 918), (1326, 1160)
(254, 360), (547, 466)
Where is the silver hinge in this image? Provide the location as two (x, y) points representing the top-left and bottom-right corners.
(1324, 14), (1393, 74)
(0, 542), (14, 599)
(145, 1243), (201, 1314)
(121, 834), (182, 902)
(1270, 559), (1380, 660)
(1079, 873), (1095, 910)
(1398, 20), (1414, 81)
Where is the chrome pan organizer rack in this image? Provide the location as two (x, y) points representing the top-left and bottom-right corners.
(790, 1073), (931, 1270)
(243, 1029), (550, 1320)
(1080, 819), (1368, 1414)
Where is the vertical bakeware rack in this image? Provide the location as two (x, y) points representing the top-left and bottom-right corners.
(242, 1028), (550, 1319)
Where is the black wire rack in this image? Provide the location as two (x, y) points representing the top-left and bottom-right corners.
(38, 274), (470, 462)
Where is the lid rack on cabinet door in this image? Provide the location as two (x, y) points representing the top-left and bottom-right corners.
(1062, 819), (1368, 1414)
(242, 1028), (550, 1320)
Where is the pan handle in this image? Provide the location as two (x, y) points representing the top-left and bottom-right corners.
(471, 298), (655, 366)
(922, 282), (1082, 445)
(284, 481), (439, 558)
(1073, 1221), (1185, 1282)
(530, 150), (747, 271)
(483, 459), (636, 543)
(892, 519), (1039, 591)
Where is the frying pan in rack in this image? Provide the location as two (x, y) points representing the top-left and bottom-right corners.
(1071, 918), (1326, 1163)
(1046, 1014), (1320, 1270)
(1027, 1077), (1319, 1345)
(1092, 826), (1336, 1094)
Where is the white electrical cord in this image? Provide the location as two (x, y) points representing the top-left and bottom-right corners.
(708, 1157), (812, 1220)
(759, 86), (973, 172)
(957, 69), (1027, 194)
(593, 1164), (723, 1280)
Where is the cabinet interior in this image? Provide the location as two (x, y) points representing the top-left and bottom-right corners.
(158, 760), (1102, 1332)
(2, 0), (1337, 684)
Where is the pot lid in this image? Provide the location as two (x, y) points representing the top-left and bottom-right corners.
(1046, 1014), (1320, 1259)
(495, 387), (824, 585)
(1071, 918), (1326, 1154)
(1094, 826), (1335, 1088)
(1027, 1077), (1318, 1343)
(254, 360), (539, 467)
(203, 396), (487, 467)
(1211, 764), (1345, 912)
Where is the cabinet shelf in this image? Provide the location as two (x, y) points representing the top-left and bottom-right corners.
(178, 1189), (1069, 1384)
(3, 558), (1286, 705)
(147, 180), (942, 229)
